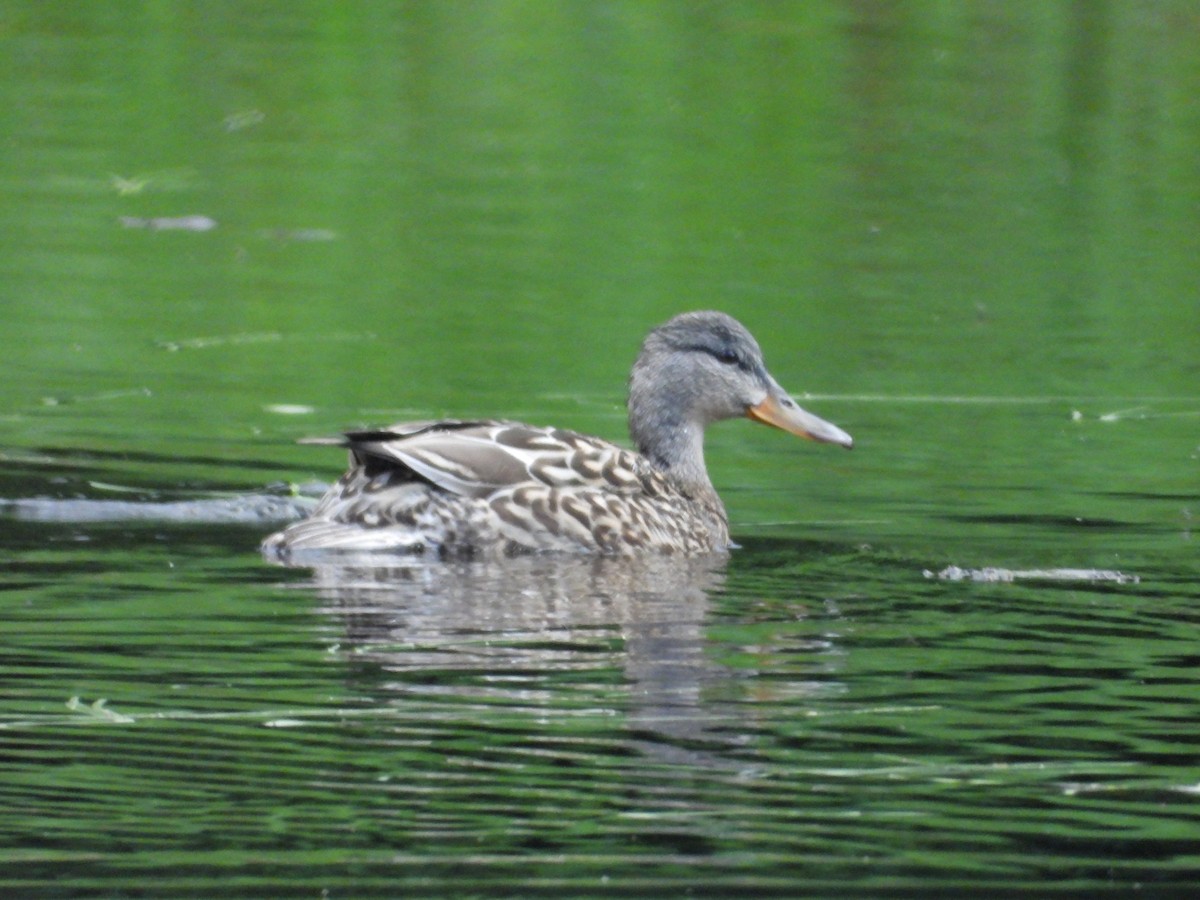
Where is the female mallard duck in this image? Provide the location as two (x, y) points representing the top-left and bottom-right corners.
(262, 311), (852, 559)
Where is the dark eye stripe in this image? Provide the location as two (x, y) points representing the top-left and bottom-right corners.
(682, 342), (754, 372)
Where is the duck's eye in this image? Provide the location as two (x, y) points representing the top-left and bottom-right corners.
(714, 347), (740, 366)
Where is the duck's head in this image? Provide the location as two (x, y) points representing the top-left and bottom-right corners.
(628, 311), (852, 473)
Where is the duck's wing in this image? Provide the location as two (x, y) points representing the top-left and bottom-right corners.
(329, 420), (652, 500)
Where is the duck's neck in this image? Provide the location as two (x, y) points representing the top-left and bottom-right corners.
(629, 404), (715, 498)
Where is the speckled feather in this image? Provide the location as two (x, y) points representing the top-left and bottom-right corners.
(264, 420), (727, 556)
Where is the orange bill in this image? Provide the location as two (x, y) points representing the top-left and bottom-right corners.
(748, 395), (853, 448)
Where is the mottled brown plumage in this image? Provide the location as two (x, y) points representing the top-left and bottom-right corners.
(262, 311), (852, 559)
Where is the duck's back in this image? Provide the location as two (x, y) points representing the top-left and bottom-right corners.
(261, 420), (730, 558)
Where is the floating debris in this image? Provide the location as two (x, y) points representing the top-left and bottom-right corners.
(159, 332), (283, 351)
(1, 494), (316, 524)
(87, 480), (152, 494)
(1098, 407), (1149, 423)
(39, 387), (152, 406)
(110, 173), (150, 196)
(109, 168), (200, 195)
(66, 697), (135, 724)
(158, 331), (376, 351)
(223, 108), (265, 131)
(264, 404), (316, 415)
(926, 565), (1140, 585)
(119, 214), (217, 232)
(258, 228), (338, 242)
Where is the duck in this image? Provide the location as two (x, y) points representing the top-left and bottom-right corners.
(261, 310), (852, 559)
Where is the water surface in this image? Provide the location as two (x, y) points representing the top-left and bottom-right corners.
(2, 2), (1198, 895)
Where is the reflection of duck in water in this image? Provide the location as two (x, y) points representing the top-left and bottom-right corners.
(263, 311), (852, 559)
(309, 553), (725, 647)
(308, 553), (736, 763)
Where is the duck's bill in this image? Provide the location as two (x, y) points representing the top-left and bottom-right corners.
(748, 395), (854, 448)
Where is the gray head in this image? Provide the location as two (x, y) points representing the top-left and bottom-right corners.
(628, 311), (852, 482)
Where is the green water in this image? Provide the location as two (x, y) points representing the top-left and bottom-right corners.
(2, 2), (1198, 895)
